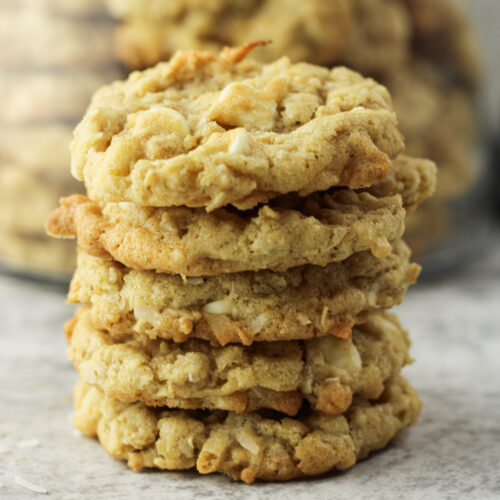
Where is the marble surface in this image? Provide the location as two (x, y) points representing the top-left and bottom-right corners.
(0, 233), (500, 500)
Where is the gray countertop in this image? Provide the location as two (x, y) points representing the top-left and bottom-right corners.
(1, 233), (499, 500)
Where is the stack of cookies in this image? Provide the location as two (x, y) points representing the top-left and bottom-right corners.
(104, 0), (478, 253)
(47, 45), (436, 482)
(0, 0), (120, 277)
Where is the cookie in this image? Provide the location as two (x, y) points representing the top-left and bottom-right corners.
(71, 45), (404, 210)
(0, 69), (121, 123)
(67, 240), (419, 345)
(364, 155), (436, 214)
(387, 62), (476, 200)
(73, 374), (421, 482)
(404, 0), (481, 88)
(67, 308), (410, 416)
(0, 229), (75, 275)
(0, 9), (114, 69)
(0, 125), (73, 171)
(405, 201), (451, 258)
(0, 166), (78, 234)
(109, 0), (351, 69)
(339, 0), (411, 78)
(45, 188), (405, 276)
(47, 155), (434, 275)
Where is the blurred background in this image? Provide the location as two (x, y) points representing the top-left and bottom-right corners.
(0, 0), (497, 282)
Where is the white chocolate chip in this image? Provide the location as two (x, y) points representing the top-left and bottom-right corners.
(250, 314), (267, 333)
(203, 297), (236, 316)
(118, 202), (134, 210)
(236, 430), (261, 455)
(108, 267), (118, 284)
(134, 304), (159, 325)
(170, 249), (185, 264)
(228, 130), (250, 155)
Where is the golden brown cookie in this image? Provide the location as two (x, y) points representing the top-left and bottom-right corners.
(364, 155), (436, 213)
(73, 374), (421, 483)
(47, 156), (434, 275)
(70, 45), (404, 210)
(67, 240), (419, 345)
(47, 191), (404, 276)
(67, 309), (410, 416)
(108, 0), (351, 69)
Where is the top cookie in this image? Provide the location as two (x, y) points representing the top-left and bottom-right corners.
(71, 44), (404, 210)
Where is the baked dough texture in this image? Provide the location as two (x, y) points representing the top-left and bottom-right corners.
(46, 155), (435, 275)
(73, 374), (421, 483)
(70, 45), (404, 210)
(103, 0), (479, 209)
(67, 240), (419, 345)
(67, 309), (410, 415)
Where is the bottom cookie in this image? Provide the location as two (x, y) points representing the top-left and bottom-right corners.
(74, 374), (421, 483)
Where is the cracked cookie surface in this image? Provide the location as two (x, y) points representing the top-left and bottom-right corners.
(67, 240), (419, 345)
(46, 156), (434, 275)
(73, 373), (421, 483)
(70, 45), (404, 210)
(67, 309), (410, 415)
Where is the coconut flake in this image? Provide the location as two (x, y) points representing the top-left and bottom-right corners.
(134, 304), (159, 325)
(228, 130), (250, 155)
(203, 298), (235, 316)
(236, 431), (260, 455)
